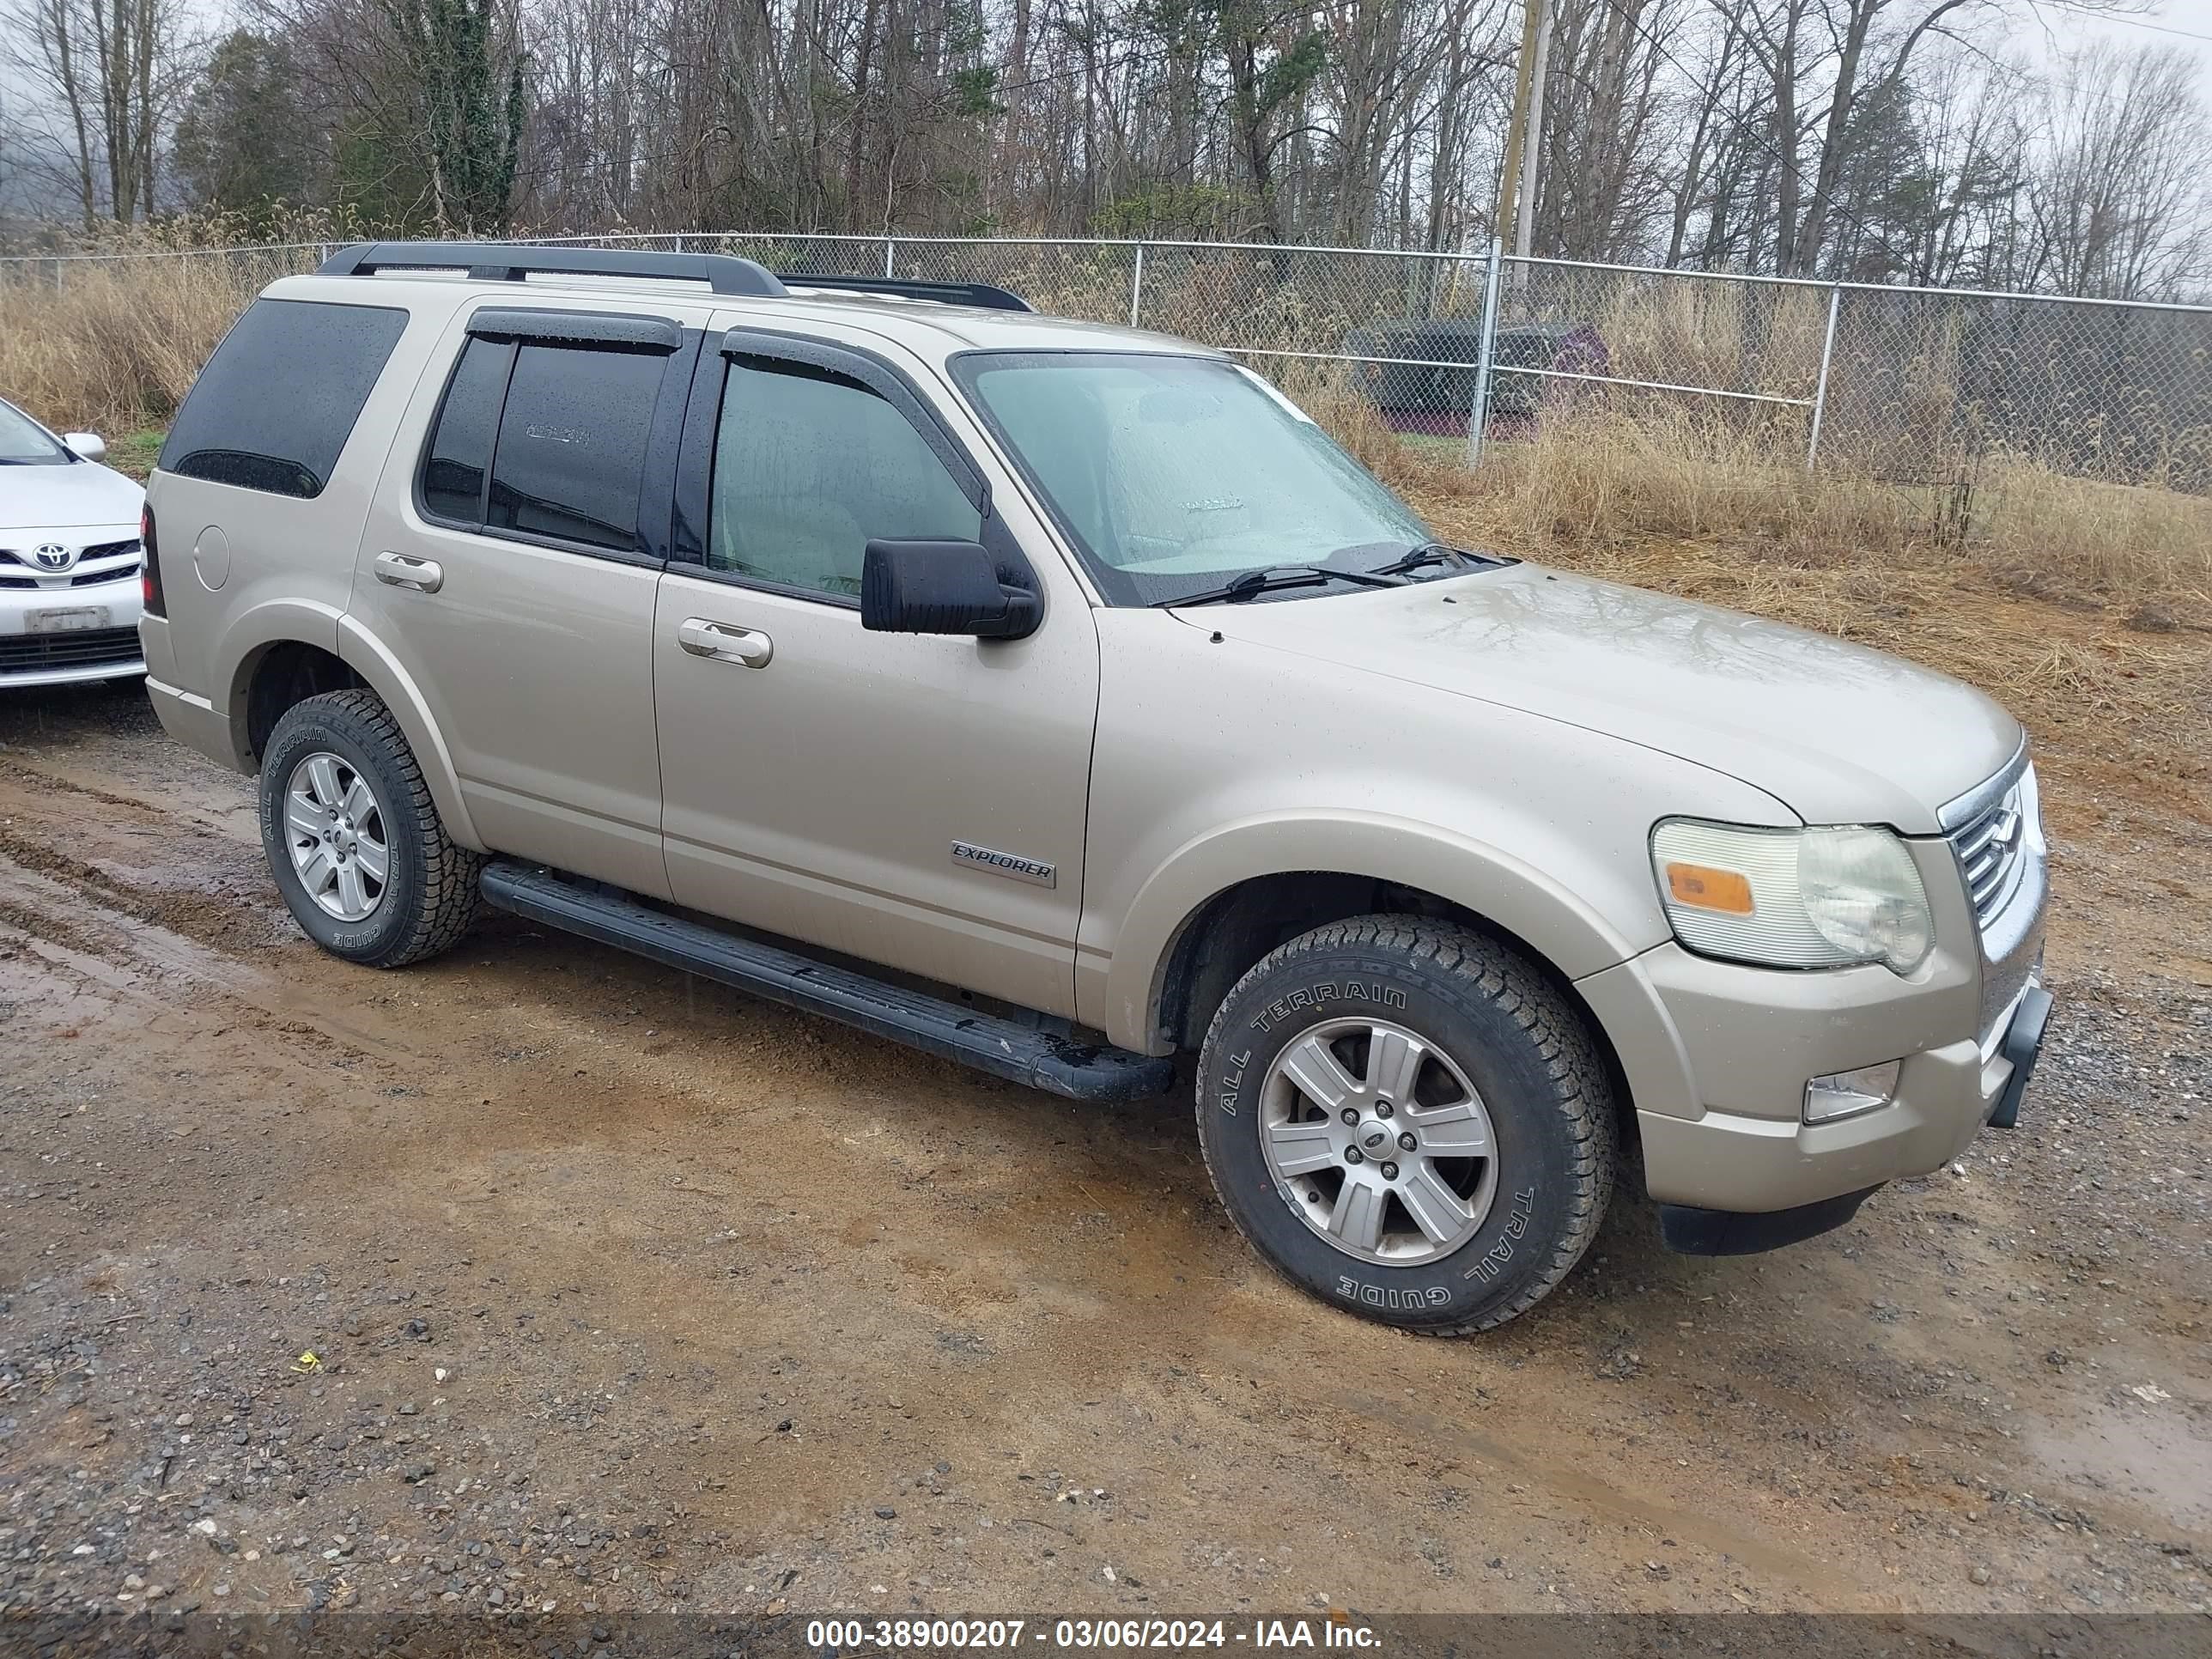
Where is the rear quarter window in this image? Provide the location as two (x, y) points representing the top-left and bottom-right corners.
(161, 298), (408, 498)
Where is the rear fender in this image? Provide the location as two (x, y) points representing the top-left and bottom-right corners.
(334, 613), (485, 851)
(210, 599), (344, 772)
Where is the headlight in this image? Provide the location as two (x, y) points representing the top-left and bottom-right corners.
(1650, 820), (1934, 975)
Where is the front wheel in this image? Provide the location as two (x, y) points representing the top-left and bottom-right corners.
(1195, 916), (1616, 1334)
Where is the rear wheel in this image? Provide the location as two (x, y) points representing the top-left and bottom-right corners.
(258, 690), (480, 967)
(1195, 915), (1615, 1334)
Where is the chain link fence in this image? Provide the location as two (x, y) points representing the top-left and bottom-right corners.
(5, 231), (2209, 493)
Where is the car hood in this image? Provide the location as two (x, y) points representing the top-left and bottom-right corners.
(0, 459), (143, 532)
(1184, 562), (2022, 832)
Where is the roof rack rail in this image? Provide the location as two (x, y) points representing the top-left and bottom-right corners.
(317, 241), (787, 298)
(775, 273), (1033, 313)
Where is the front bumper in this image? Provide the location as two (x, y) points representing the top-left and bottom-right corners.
(1578, 825), (2050, 1243)
(0, 557), (145, 687)
(1648, 975), (2049, 1253)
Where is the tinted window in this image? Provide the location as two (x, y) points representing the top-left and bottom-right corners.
(710, 356), (979, 599)
(483, 343), (664, 552)
(420, 338), (513, 523)
(161, 298), (407, 497)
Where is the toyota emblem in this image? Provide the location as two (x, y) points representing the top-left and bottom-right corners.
(33, 542), (75, 572)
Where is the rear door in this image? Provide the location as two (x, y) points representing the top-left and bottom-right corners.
(349, 301), (708, 896)
(651, 325), (1101, 1015)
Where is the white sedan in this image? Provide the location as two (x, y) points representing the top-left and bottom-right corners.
(0, 397), (147, 689)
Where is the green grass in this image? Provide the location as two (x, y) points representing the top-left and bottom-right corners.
(105, 428), (165, 482)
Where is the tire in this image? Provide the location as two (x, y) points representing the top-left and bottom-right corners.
(258, 689), (481, 968)
(1195, 915), (1616, 1335)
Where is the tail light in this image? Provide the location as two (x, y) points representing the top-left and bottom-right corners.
(141, 502), (167, 617)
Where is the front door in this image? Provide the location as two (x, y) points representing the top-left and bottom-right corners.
(653, 328), (1099, 1015)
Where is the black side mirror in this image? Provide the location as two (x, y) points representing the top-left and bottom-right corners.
(861, 539), (1042, 640)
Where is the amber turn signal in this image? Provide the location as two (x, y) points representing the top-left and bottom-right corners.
(1664, 861), (1755, 915)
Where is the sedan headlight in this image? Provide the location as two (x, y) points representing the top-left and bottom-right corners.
(1650, 820), (1934, 975)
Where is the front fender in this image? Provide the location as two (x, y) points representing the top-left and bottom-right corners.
(1087, 812), (1657, 1054)
(334, 613), (486, 852)
(1079, 608), (1804, 1061)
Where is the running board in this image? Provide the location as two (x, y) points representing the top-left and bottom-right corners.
(479, 860), (1175, 1103)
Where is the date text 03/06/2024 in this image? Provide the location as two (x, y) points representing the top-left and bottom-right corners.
(804, 1619), (1382, 1650)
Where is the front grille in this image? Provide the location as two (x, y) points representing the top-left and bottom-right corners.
(0, 540), (140, 588)
(0, 627), (143, 673)
(1948, 769), (2033, 929)
(0, 563), (136, 589)
(1945, 752), (2046, 1030)
(1, 538), (138, 563)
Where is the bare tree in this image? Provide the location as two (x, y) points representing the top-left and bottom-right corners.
(3, 0), (2195, 310)
(3, 0), (195, 223)
(2025, 40), (2212, 301)
(1534, 0), (1687, 258)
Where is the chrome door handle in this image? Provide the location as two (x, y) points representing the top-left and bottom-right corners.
(678, 617), (774, 668)
(374, 551), (443, 593)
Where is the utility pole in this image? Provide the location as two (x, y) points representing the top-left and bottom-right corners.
(1512, 0), (1554, 266)
(1473, 0), (1547, 469)
(1492, 0), (1546, 240)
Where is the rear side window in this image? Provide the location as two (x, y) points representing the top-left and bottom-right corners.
(420, 338), (512, 522)
(418, 335), (669, 555)
(161, 298), (406, 498)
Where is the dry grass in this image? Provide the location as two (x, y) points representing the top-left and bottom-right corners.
(0, 251), (308, 434)
(1452, 407), (2212, 594)
(1262, 357), (2212, 598)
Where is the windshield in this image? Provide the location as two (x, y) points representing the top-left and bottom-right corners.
(0, 401), (73, 465)
(956, 351), (1432, 606)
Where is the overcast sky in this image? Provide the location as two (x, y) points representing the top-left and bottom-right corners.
(2027, 0), (2212, 94)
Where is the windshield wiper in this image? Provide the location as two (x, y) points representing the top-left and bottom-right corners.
(1366, 541), (1511, 578)
(1152, 565), (1405, 609)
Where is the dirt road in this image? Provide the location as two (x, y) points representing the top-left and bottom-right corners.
(2, 680), (2207, 1628)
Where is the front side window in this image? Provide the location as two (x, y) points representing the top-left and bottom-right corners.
(161, 298), (407, 497)
(0, 401), (72, 465)
(418, 337), (666, 555)
(954, 351), (1432, 606)
(709, 355), (980, 599)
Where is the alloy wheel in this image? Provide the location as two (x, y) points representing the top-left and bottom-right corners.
(1258, 1016), (1499, 1266)
(283, 750), (390, 922)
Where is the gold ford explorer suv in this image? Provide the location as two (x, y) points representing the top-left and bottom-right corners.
(141, 243), (2051, 1334)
